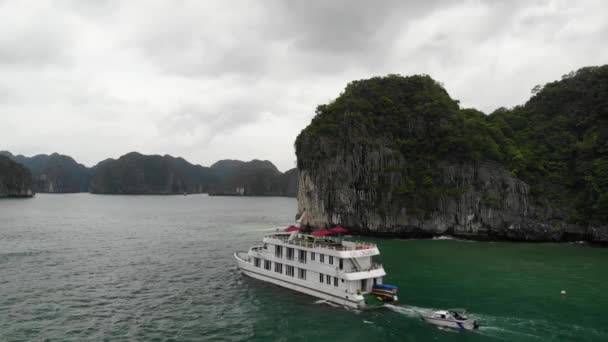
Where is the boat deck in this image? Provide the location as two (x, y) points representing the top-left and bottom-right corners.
(265, 233), (376, 251)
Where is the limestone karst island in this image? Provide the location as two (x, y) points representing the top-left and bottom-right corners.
(295, 67), (608, 243)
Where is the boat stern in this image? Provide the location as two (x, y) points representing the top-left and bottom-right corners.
(371, 284), (399, 303)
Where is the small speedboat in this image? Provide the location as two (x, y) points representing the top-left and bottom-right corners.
(420, 309), (479, 330)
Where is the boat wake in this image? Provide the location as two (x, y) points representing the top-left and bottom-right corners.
(385, 304), (537, 338)
(384, 304), (605, 341)
(313, 299), (340, 308)
(472, 313), (607, 341)
(432, 235), (476, 242)
(384, 303), (433, 318)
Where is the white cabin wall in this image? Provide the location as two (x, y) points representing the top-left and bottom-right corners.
(357, 257), (372, 269)
(345, 280), (360, 294)
(342, 259), (356, 272)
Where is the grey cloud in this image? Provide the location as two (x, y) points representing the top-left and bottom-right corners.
(158, 83), (288, 142)
(0, 3), (75, 67)
(127, 1), (449, 78)
(160, 102), (261, 140)
(0, 27), (72, 67)
(279, 0), (444, 53)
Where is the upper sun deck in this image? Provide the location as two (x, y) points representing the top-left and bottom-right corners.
(262, 232), (379, 258)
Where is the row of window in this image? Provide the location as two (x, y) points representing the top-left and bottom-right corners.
(319, 273), (339, 287)
(254, 256), (344, 287)
(254, 257), (306, 280)
(273, 245), (335, 265)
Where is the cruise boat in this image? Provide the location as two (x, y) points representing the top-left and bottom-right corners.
(234, 228), (398, 309)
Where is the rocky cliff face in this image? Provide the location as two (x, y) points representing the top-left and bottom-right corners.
(90, 152), (216, 194)
(279, 168), (299, 197)
(0, 151), (89, 193)
(0, 155), (34, 197)
(296, 69), (608, 242)
(208, 159), (298, 197)
(298, 150), (587, 241)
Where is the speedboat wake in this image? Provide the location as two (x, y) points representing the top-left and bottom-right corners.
(385, 304), (605, 340)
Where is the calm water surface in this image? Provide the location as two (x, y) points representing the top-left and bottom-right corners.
(1, 194), (607, 341)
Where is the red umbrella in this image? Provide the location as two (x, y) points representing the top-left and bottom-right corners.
(284, 225), (300, 232)
(312, 229), (332, 236)
(330, 226), (348, 234)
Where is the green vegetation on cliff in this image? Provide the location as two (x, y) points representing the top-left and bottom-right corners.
(0, 151), (90, 193)
(90, 152), (216, 194)
(490, 67), (608, 223)
(209, 159), (298, 196)
(296, 66), (608, 228)
(0, 155), (34, 197)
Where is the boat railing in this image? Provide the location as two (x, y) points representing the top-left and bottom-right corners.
(235, 252), (250, 261)
(342, 262), (383, 274)
(249, 250), (265, 259)
(368, 262), (383, 270)
(265, 235), (376, 251)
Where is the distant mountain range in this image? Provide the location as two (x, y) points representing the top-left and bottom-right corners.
(0, 151), (297, 197)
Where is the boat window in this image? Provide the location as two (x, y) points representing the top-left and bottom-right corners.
(274, 262), (283, 274)
(319, 273), (324, 283)
(298, 268), (306, 280)
(453, 312), (466, 319)
(311, 252), (315, 261)
(264, 260), (271, 270)
(275, 245), (283, 258)
(298, 250), (307, 264)
(333, 277), (338, 287)
(286, 248), (294, 260)
(320, 254), (325, 263)
(263, 244), (268, 249)
(329, 256), (334, 265)
(286, 265), (294, 277)
(254, 257), (261, 268)
(339, 258), (343, 270)
(326, 274), (331, 284)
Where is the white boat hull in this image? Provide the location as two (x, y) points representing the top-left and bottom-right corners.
(422, 316), (478, 330)
(235, 252), (363, 309)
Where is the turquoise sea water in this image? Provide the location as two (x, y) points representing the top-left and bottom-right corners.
(1, 194), (607, 341)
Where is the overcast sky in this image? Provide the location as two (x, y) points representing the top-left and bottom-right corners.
(1, 0), (607, 171)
